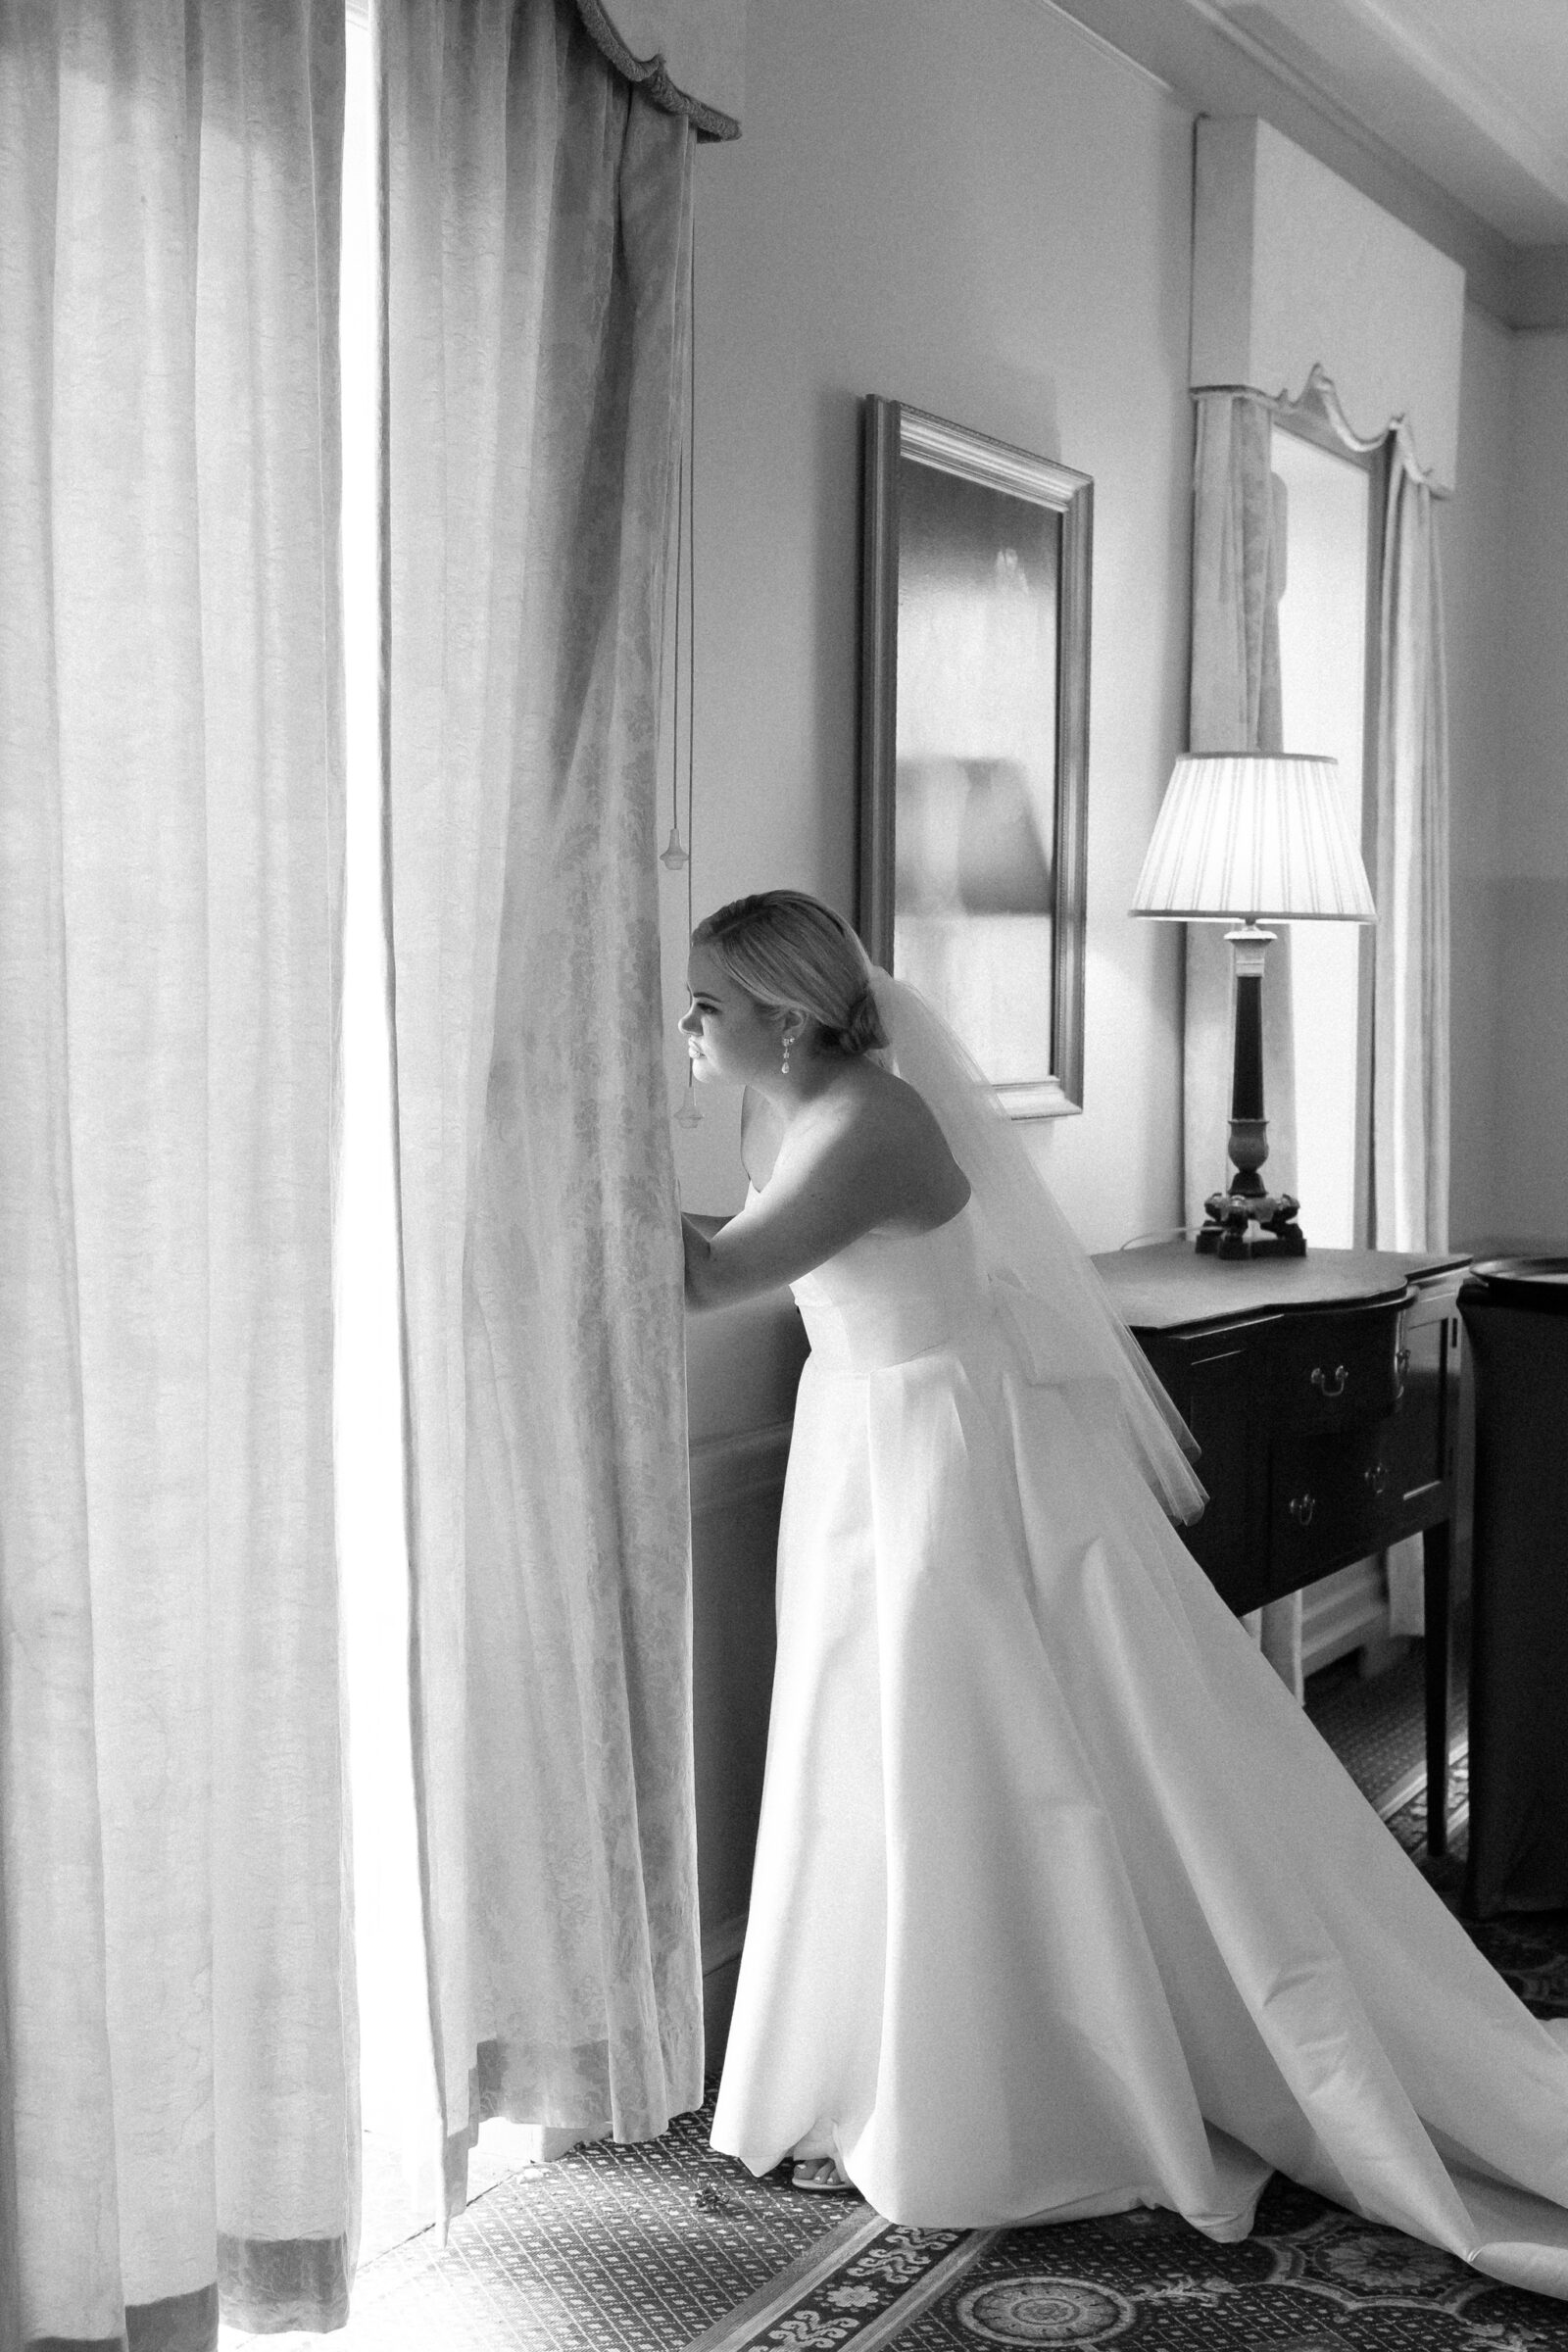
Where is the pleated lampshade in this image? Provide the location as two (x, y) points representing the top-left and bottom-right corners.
(1131, 754), (1376, 923)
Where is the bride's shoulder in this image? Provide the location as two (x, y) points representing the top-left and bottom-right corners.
(809, 1062), (969, 1224)
(839, 1057), (944, 1139)
(810, 1060), (956, 1177)
(749, 1062), (957, 1200)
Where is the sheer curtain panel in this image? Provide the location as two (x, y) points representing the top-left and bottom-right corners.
(0, 4), (354, 2343)
(1373, 445), (1451, 1639)
(1373, 450), (1450, 1258)
(383, 0), (703, 2223)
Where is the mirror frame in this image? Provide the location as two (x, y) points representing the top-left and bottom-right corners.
(858, 397), (1093, 1118)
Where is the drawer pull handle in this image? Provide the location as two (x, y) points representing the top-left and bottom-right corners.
(1289, 1492), (1316, 1527)
(1364, 1460), (1390, 1496)
(1310, 1363), (1348, 1399)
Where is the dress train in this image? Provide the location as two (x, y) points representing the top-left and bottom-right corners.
(710, 1204), (1568, 2300)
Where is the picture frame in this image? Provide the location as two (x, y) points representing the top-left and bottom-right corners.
(858, 399), (1092, 1118)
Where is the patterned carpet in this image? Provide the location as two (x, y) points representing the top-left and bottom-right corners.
(715, 2179), (1568, 2349)
(1303, 1639), (1467, 1816)
(238, 2069), (1568, 2352)
(220, 2107), (852, 2350)
(225, 1650), (1568, 2350)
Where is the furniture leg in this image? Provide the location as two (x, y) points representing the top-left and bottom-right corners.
(1424, 1518), (1452, 1857)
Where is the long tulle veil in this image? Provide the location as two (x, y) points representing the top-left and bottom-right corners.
(871, 969), (1206, 1525)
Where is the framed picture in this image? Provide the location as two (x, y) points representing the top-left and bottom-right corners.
(858, 399), (1092, 1117)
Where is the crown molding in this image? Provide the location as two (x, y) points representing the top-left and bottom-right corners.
(1038, 0), (1542, 324)
(1328, 0), (1568, 228)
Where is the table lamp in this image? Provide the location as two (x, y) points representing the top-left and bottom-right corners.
(1131, 753), (1376, 1259)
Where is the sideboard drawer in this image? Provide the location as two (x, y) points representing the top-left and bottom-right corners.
(1271, 1299), (1405, 1433)
(1380, 1291), (1460, 1525)
(1271, 1422), (1396, 1580)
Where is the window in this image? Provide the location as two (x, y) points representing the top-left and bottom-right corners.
(1274, 416), (1381, 1250)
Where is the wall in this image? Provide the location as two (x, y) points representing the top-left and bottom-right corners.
(1446, 320), (1568, 1253)
(661, 0), (1198, 1253)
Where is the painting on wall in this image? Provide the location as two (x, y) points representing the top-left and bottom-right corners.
(858, 400), (1092, 1116)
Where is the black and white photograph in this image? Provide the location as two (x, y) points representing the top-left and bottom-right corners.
(4, 4), (1568, 2350)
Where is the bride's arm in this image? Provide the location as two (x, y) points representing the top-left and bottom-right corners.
(682, 1146), (875, 1311)
(682, 1213), (730, 1305)
(679, 1090), (758, 1305)
(683, 1089), (951, 1311)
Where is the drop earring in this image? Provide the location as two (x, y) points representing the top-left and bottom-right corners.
(781, 1034), (792, 1077)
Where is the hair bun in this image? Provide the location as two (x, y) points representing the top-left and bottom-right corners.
(692, 890), (886, 1059)
(836, 986), (888, 1058)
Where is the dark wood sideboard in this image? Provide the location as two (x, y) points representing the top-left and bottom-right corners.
(1092, 1243), (1470, 1854)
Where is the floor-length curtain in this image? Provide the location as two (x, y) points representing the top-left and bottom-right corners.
(0, 5), (355, 2344)
(1373, 448), (1450, 1256)
(1185, 389), (1302, 1692)
(383, 0), (703, 2225)
(1374, 442), (1451, 1636)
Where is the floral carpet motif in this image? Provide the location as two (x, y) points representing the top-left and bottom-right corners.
(686, 2216), (1001, 2351)
(891, 2179), (1568, 2348)
(702, 2176), (1568, 2350)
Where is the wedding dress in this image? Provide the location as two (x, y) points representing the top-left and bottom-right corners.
(709, 980), (1568, 2300)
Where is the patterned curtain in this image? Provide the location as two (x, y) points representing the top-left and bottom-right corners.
(1375, 443), (1452, 1638)
(382, 0), (704, 2227)
(1373, 449), (1451, 1255)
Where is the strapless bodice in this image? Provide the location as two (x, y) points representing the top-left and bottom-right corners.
(788, 1200), (994, 1374)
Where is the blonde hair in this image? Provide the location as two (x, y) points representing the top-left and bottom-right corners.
(692, 891), (888, 1057)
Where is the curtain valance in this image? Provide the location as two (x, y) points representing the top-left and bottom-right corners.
(575, 0), (742, 136)
(381, 0), (705, 2228)
(1191, 116), (1465, 493)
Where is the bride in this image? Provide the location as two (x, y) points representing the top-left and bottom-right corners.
(679, 889), (1568, 2298)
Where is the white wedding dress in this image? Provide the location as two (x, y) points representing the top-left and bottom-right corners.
(710, 1196), (1568, 2299)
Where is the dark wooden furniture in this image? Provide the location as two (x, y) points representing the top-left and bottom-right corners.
(1092, 1244), (1470, 1854)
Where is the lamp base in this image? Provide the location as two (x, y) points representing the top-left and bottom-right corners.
(1196, 1186), (1307, 1260)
